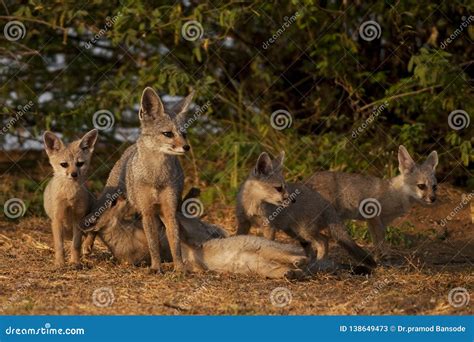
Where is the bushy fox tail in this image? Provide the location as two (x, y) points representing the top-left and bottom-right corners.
(329, 223), (377, 268)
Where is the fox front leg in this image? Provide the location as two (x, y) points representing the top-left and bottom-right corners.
(159, 190), (185, 273)
(367, 217), (391, 262)
(262, 224), (276, 240)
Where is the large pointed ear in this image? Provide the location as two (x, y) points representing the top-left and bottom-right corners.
(79, 129), (99, 152)
(273, 151), (285, 168)
(398, 145), (416, 175)
(423, 150), (438, 171)
(175, 91), (195, 123)
(43, 131), (64, 155)
(253, 152), (273, 177)
(138, 87), (165, 121)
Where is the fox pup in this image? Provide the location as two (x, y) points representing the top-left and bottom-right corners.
(83, 87), (194, 274)
(84, 195), (308, 279)
(43, 129), (98, 267)
(306, 145), (438, 257)
(236, 152), (376, 268)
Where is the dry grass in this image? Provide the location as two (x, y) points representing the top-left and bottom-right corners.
(0, 179), (473, 315)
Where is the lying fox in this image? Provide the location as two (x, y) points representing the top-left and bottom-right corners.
(306, 145), (438, 258)
(83, 194), (308, 279)
(236, 152), (376, 268)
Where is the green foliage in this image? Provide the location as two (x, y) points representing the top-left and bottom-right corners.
(1, 0), (473, 205)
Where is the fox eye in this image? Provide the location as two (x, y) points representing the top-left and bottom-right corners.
(433, 184), (438, 191)
(162, 131), (174, 138)
(181, 132), (187, 139)
(417, 184), (427, 190)
(275, 186), (283, 193)
(60, 162), (68, 168)
(76, 161), (85, 167)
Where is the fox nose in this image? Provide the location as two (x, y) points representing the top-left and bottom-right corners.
(71, 172), (78, 178)
(183, 145), (190, 151)
(429, 195), (436, 203)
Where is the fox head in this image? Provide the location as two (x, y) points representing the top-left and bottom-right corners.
(43, 129), (98, 181)
(398, 145), (438, 205)
(138, 87), (194, 155)
(246, 151), (292, 207)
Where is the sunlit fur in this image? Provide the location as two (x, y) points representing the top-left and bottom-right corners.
(43, 129), (98, 267)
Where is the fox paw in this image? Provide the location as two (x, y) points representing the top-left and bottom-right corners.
(292, 256), (309, 268)
(148, 266), (163, 275)
(284, 268), (305, 280)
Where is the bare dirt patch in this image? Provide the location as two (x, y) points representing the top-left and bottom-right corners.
(0, 183), (472, 315)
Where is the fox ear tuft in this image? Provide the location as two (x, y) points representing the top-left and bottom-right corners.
(79, 129), (99, 151)
(398, 145), (416, 175)
(424, 151), (438, 171)
(254, 152), (273, 176)
(139, 87), (165, 121)
(43, 131), (64, 155)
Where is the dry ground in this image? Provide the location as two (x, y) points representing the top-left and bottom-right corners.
(0, 181), (473, 315)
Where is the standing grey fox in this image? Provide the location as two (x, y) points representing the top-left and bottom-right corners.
(236, 152), (376, 268)
(82, 87), (194, 274)
(83, 195), (308, 279)
(43, 129), (98, 267)
(306, 145), (438, 257)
